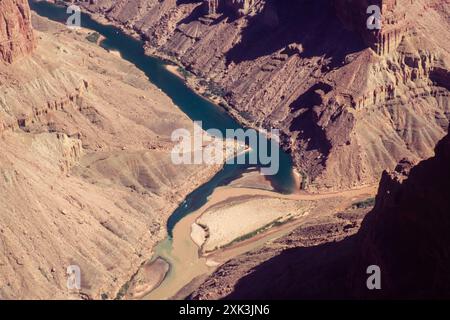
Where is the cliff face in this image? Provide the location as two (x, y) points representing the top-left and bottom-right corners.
(79, 0), (450, 191)
(191, 127), (450, 299)
(0, 0), (35, 63)
(350, 126), (450, 298)
(203, 0), (264, 16)
(335, 0), (408, 56)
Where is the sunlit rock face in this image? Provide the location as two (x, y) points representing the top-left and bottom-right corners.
(0, 0), (35, 63)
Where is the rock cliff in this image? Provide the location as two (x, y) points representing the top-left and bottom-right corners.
(335, 0), (409, 56)
(203, 0), (264, 16)
(0, 0), (35, 63)
(350, 125), (450, 298)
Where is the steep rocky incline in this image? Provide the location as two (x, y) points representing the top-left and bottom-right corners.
(190, 126), (450, 299)
(0, 7), (221, 299)
(349, 125), (450, 298)
(78, 0), (450, 191)
(0, 0), (36, 63)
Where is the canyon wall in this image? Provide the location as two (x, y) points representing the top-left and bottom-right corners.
(0, 0), (35, 63)
(5, 0), (448, 299)
(77, 0), (450, 191)
(335, 0), (410, 56)
(203, 0), (264, 16)
(349, 126), (450, 298)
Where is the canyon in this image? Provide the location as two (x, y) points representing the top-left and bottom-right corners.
(70, 0), (450, 299)
(0, 0), (449, 300)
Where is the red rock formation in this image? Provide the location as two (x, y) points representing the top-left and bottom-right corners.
(0, 13), (225, 299)
(0, 0), (35, 63)
(203, 0), (263, 16)
(335, 0), (411, 55)
(204, 0), (220, 15)
(79, 0), (449, 192)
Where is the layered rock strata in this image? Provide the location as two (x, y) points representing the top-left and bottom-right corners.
(0, 9), (222, 299)
(203, 0), (263, 17)
(0, 0), (36, 63)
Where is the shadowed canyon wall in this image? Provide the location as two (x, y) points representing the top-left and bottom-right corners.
(335, 0), (410, 56)
(349, 126), (450, 298)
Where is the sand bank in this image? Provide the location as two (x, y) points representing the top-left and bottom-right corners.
(190, 223), (207, 248)
(165, 64), (184, 79)
(189, 185), (377, 252)
(125, 258), (170, 299)
(197, 196), (312, 252)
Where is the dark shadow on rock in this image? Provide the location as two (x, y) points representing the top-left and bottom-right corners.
(224, 236), (357, 300)
(288, 82), (333, 156)
(176, 0), (206, 25)
(289, 82), (333, 113)
(225, 0), (366, 69)
(176, 0), (240, 26)
(222, 129), (450, 300)
(289, 108), (332, 156)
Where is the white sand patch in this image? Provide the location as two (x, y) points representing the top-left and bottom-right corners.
(108, 49), (122, 58)
(198, 196), (312, 252)
(190, 222), (207, 248)
(205, 259), (220, 267)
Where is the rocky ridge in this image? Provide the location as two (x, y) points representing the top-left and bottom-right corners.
(203, 0), (264, 17)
